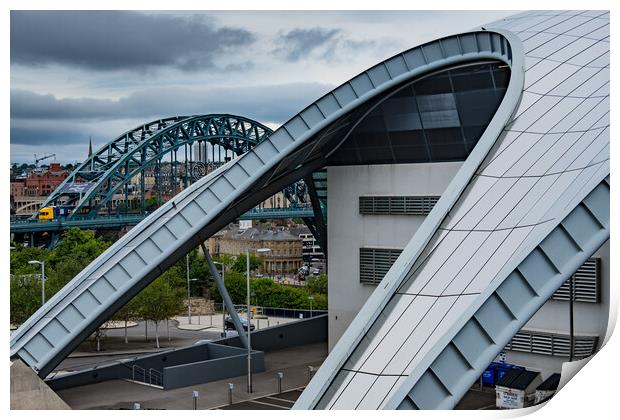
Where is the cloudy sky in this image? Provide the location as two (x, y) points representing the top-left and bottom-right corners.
(10, 10), (515, 164)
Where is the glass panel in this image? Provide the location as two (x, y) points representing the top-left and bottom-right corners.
(327, 61), (509, 166)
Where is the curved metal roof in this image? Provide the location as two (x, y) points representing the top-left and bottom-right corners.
(299, 10), (609, 409)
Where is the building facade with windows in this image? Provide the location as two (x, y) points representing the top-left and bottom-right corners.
(22, 163), (69, 197)
(216, 225), (304, 275)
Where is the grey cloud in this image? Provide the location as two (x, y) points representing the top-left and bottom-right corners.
(10, 11), (255, 72)
(11, 83), (333, 122)
(273, 27), (398, 64)
(10, 82), (334, 149)
(10, 123), (104, 146)
(274, 27), (340, 61)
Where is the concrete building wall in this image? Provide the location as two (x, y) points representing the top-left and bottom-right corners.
(326, 162), (462, 350)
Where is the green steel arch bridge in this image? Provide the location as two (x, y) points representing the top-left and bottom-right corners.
(11, 114), (327, 250)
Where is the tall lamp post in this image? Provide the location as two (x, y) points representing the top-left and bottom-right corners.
(213, 261), (226, 334)
(308, 295), (314, 318)
(28, 260), (46, 305)
(247, 247), (271, 393)
(187, 277), (197, 324)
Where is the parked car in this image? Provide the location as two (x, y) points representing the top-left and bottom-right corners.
(224, 315), (255, 331)
(312, 268), (321, 275)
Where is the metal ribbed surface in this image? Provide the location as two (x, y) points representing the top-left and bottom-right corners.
(359, 196), (439, 215)
(552, 257), (600, 302)
(505, 330), (598, 358)
(300, 10), (609, 410)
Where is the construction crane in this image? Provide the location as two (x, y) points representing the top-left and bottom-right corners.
(34, 153), (56, 168)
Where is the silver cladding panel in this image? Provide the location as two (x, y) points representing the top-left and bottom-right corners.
(309, 10), (609, 409)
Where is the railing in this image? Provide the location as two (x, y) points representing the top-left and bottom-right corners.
(10, 214), (145, 224)
(213, 303), (327, 320)
(148, 368), (163, 387)
(10, 206), (316, 233)
(131, 364), (163, 387)
(132, 364), (146, 382)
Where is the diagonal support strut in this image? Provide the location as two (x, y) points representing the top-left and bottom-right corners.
(201, 244), (248, 348)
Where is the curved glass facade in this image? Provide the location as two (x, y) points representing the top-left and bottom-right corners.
(328, 61), (510, 165)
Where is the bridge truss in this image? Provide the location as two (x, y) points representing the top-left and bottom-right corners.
(37, 114), (274, 219)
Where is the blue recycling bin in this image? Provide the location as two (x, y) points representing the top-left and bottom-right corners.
(482, 362), (501, 386)
(482, 368), (496, 385)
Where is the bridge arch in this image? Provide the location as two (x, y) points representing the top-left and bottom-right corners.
(36, 114), (273, 219)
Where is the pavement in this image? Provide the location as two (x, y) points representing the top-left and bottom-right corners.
(50, 314), (301, 374)
(216, 388), (305, 410)
(174, 313), (297, 331)
(22, 315), (501, 410)
(56, 342), (328, 410)
(54, 320), (222, 372)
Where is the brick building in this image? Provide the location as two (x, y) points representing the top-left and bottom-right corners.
(23, 163), (69, 196)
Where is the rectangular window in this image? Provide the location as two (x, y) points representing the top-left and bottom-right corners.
(551, 257), (600, 303)
(360, 247), (403, 285)
(359, 196), (439, 215)
(505, 330), (598, 359)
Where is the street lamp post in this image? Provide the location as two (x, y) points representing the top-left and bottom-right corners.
(251, 291), (257, 309)
(186, 255), (190, 322)
(187, 276), (197, 325)
(246, 247), (271, 393)
(308, 295), (314, 318)
(28, 260), (46, 304)
(213, 261), (226, 334)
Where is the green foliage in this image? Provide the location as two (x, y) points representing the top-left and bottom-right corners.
(170, 248), (213, 296)
(305, 274), (328, 295)
(10, 274), (43, 326)
(230, 254), (263, 273)
(10, 229), (112, 326)
(144, 197), (158, 211)
(215, 254), (235, 267)
(209, 270), (247, 304)
(113, 296), (140, 322)
(133, 271), (185, 348)
(210, 275), (327, 310)
(135, 274), (185, 323)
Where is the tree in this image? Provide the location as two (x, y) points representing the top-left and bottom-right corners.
(209, 270), (247, 305)
(230, 254), (263, 273)
(144, 197), (158, 211)
(46, 229), (112, 298)
(209, 275), (327, 311)
(306, 274), (328, 295)
(112, 296), (141, 344)
(9, 229), (111, 327)
(134, 272), (185, 348)
(10, 274), (44, 326)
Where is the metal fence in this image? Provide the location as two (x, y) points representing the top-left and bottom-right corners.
(212, 303), (327, 319)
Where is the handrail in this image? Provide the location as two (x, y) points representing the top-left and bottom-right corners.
(132, 364), (146, 382)
(148, 367), (162, 386)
